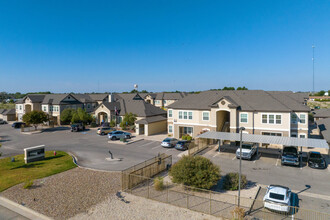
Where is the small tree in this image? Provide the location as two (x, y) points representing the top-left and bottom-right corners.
(71, 112), (81, 124)
(76, 108), (93, 124)
(222, 172), (247, 191)
(120, 113), (137, 129)
(169, 156), (220, 189)
(22, 110), (48, 130)
(60, 108), (75, 124)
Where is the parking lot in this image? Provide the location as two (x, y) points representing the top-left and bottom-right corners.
(202, 145), (330, 215)
(0, 124), (182, 171)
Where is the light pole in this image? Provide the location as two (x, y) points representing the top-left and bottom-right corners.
(238, 127), (245, 207)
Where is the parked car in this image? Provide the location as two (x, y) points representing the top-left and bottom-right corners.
(236, 143), (257, 160)
(0, 119), (8, 124)
(175, 140), (190, 151)
(161, 138), (178, 148)
(97, 127), (115, 135)
(71, 123), (85, 132)
(12, 122), (26, 128)
(308, 151), (327, 169)
(281, 146), (300, 166)
(263, 185), (292, 213)
(108, 131), (132, 140)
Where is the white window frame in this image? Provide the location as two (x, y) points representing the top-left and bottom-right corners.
(299, 114), (306, 124)
(155, 100), (161, 105)
(240, 113), (248, 123)
(179, 111), (183, 119)
(43, 106), (47, 112)
(183, 127), (193, 136)
(202, 111), (210, 121)
(168, 109), (173, 118)
(179, 111), (193, 120)
(168, 125), (173, 133)
(188, 111), (193, 120)
(261, 131), (283, 136)
(261, 113), (282, 125)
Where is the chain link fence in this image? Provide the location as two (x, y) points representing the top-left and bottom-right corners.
(124, 173), (330, 220)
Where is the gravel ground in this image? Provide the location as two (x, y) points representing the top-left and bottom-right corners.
(1, 167), (121, 219)
(70, 192), (221, 220)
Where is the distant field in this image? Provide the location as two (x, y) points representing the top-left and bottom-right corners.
(307, 101), (330, 109)
(0, 103), (15, 109)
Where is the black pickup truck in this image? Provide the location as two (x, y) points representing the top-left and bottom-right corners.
(71, 123), (85, 132)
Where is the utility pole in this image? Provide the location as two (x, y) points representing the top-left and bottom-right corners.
(238, 127), (245, 207)
(312, 44), (315, 94)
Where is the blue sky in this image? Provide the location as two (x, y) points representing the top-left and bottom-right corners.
(0, 0), (329, 93)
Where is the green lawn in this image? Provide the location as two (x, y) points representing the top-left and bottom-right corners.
(0, 103), (15, 109)
(0, 151), (77, 192)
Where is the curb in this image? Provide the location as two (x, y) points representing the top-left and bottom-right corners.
(0, 196), (52, 220)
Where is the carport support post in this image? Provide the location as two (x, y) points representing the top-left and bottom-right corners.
(300, 146), (303, 168)
(218, 139), (221, 152)
(238, 127), (245, 208)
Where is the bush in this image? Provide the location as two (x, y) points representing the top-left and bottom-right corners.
(182, 135), (192, 141)
(110, 120), (116, 127)
(231, 206), (245, 220)
(23, 180), (34, 189)
(154, 177), (164, 191)
(169, 156), (220, 189)
(222, 172), (247, 191)
(90, 122), (97, 128)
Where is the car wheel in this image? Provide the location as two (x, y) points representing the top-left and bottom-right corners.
(111, 136), (116, 140)
(101, 132), (105, 135)
(125, 135), (130, 139)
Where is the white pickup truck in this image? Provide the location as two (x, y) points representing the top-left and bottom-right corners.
(263, 185), (292, 213)
(236, 143), (257, 160)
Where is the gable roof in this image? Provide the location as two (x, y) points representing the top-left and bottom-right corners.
(0, 109), (15, 115)
(317, 118), (330, 144)
(24, 94), (46, 103)
(313, 109), (330, 118)
(168, 90), (310, 112)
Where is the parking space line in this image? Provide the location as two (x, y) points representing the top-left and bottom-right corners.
(232, 156), (236, 160)
(275, 158), (280, 166)
(212, 153), (218, 158)
(166, 149), (172, 152)
(152, 145), (161, 150)
(137, 141), (155, 148)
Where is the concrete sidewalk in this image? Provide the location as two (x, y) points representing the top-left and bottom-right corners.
(0, 196), (51, 220)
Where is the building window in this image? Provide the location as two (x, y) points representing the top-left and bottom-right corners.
(43, 106), (47, 112)
(276, 115), (281, 124)
(168, 110), (173, 118)
(299, 114), (306, 124)
(299, 133), (306, 138)
(262, 114), (267, 123)
(183, 127), (193, 135)
(163, 100), (167, 105)
(49, 106), (53, 112)
(240, 113), (248, 123)
(155, 100), (161, 105)
(179, 111), (183, 119)
(262, 132), (282, 136)
(262, 114), (281, 124)
(183, 111), (188, 119)
(188, 112), (193, 120)
(291, 113), (298, 124)
(202, 112), (209, 121)
(87, 104), (91, 109)
(168, 125), (173, 133)
(291, 133), (297, 137)
(19, 105), (22, 110)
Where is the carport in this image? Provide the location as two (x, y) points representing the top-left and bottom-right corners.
(197, 131), (329, 166)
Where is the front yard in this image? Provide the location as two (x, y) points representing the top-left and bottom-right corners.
(0, 151), (76, 192)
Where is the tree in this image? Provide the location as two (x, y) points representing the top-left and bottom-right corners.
(120, 112), (137, 129)
(237, 86), (248, 90)
(60, 109), (75, 124)
(169, 156), (220, 189)
(71, 112), (81, 124)
(140, 90), (149, 93)
(130, 89), (138, 93)
(222, 87), (235, 90)
(222, 172), (247, 191)
(314, 90), (325, 96)
(22, 110), (48, 130)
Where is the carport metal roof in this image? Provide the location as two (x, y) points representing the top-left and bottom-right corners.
(197, 131), (329, 149)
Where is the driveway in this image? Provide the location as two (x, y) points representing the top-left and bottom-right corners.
(0, 124), (182, 171)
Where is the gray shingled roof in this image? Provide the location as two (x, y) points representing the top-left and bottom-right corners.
(2, 109), (15, 115)
(313, 109), (330, 118)
(87, 94), (108, 101)
(0, 109), (6, 114)
(24, 94), (46, 103)
(168, 90), (310, 112)
(41, 94), (82, 105)
(155, 92), (188, 100)
(97, 94), (166, 117)
(135, 115), (167, 124)
(317, 118), (330, 144)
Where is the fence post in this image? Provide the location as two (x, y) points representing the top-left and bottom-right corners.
(147, 178), (150, 198)
(209, 190), (211, 215)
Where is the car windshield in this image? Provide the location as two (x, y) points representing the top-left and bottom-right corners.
(310, 153), (321, 159)
(242, 145), (252, 150)
(163, 138), (172, 142)
(283, 147), (297, 155)
(269, 192), (285, 200)
(177, 141), (185, 145)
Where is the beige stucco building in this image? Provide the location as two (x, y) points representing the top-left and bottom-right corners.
(167, 90), (310, 139)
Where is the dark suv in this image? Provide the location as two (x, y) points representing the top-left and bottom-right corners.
(308, 151), (326, 169)
(12, 122), (26, 128)
(71, 123), (85, 132)
(281, 146), (300, 166)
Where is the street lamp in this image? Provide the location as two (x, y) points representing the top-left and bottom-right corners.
(238, 127), (245, 208)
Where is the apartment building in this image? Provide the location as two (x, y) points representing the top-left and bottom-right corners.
(167, 90), (310, 139)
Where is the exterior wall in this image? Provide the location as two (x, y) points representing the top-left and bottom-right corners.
(164, 99), (176, 107)
(146, 120), (167, 136)
(94, 104), (111, 123)
(154, 100), (163, 108)
(144, 95), (154, 105)
(4, 114), (16, 121)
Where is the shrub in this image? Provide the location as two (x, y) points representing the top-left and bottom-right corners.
(90, 122), (97, 128)
(182, 135), (192, 141)
(231, 206), (246, 220)
(222, 172), (247, 191)
(154, 177), (165, 191)
(110, 120), (116, 127)
(169, 156), (220, 189)
(23, 180), (34, 189)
